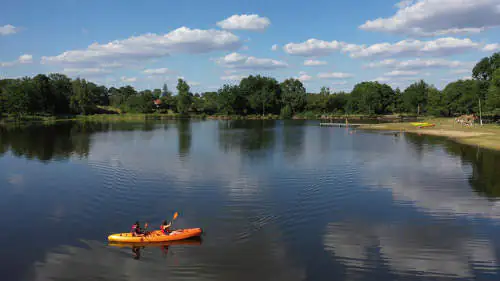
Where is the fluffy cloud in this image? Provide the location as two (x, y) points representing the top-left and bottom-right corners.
(318, 72), (353, 79)
(360, 0), (500, 36)
(221, 74), (247, 81)
(348, 37), (481, 59)
(142, 68), (173, 75)
(217, 14), (271, 31)
(271, 44), (278, 51)
(483, 43), (500, 52)
(304, 59), (327, 66)
(0, 54), (34, 67)
(284, 39), (344, 57)
(41, 27), (241, 68)
(385, 70), (419, 77)
(216, 52), (288, 70)
(0, 24), (18, 35)
(63, 68), (112, 76)
(18, 54), (33, 64)
(284, 37), (483, 58)
(296, 71), (313, 82)
(120, 76), (137, 83)
(364, 58), (472, 70)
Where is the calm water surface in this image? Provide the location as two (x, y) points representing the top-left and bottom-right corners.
(1, 120), (500, 281)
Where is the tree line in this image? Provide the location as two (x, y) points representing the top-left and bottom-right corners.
(1, 52), (499, 119)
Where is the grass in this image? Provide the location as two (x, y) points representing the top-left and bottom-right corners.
(358, 117), (500, 151)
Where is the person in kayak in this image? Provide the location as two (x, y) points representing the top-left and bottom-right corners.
(160, 220), (172, 235)
(132, 221), (146, 237)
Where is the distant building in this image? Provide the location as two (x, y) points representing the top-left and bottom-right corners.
(154, 99), (162, 108)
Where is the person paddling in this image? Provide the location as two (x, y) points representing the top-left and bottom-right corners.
(160, 220), (172, 235)
(131, 221), (147, 237)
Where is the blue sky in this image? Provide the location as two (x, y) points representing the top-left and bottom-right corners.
(1, 0), (500, 93)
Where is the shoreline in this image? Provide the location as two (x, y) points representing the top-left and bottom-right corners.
(358, 118), (500, 152)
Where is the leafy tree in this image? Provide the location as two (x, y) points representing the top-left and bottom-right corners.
(176, 79), (192, 114)
(473, 52), (500, 81)
(403, 80), (432, 115)
(217, 84), (246, 115)
(70, 78), (96, 115)
(240, 75), (280, 116)
(487, 69), (500, 113)
(442, 79), (479, 116)
(280, 78), (306, 114)
(48, 73), (72, 114)
(427, 87), (446, 116)
(349, 81), (394, 115)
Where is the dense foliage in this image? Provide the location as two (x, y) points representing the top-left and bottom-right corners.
(1, 53), (499, 119)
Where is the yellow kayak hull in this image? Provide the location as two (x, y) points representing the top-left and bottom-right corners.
(107, 228), (203, 243)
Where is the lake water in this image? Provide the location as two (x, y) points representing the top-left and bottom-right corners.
(1, 119), (500, 281)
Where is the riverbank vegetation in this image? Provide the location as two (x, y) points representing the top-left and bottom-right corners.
(1, 53), (499, 123)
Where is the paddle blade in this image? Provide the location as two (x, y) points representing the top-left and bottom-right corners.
(173, 212), (178, 220)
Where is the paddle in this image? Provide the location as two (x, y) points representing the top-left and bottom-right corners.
(170, 212), (179, 226)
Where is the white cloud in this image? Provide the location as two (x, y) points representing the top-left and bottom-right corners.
(451, 69), (471, 74)
(120, 76), (137, 83)
(461, 76), (473, 80)
(217, 14), (271, 31)
(216, 52), (288, 70)
(18, 54), (33, 64)
(142, 68), (173, 75)
(41, 27), (241, 68)
(395, 0), (413, 9)
(296, 71), (313, 82)
(385, 70), (419, 77)
(348, 37), (480, 58)
(1, 54), (34, 67)
(0, 24), (18, 36)
(271, 44), (278, 51)
(372, 76), (391, 83)
(318, 72), (353, 79)
(360, 0), (500, 36)
(284, 37), (482, 58)
(304, 59), (327, 66)
(63, 68), (112, 76)
(364, 58), (473, 70)
(483, 43), (500, 52)
(221, 75), (246, 81)
(284, 39), (344, 57)
(332, 81), (347, 85)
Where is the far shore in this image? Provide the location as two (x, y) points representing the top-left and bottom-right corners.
(358, 118), (500, 152)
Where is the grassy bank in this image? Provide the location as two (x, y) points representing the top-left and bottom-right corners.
(358, 118), (500, 151)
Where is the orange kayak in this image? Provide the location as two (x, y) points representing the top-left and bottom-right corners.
(108, 237), (202, 248)
(107, 228), (203, 243)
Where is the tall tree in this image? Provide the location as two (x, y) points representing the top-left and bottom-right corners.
(403, 80), (432, 115)
(473, 52), (500, 81)
(487, 69), (500, 113)
(176, 79), (192, 114)
(240, 75), (280, 116)
(280, 78), (306, 115)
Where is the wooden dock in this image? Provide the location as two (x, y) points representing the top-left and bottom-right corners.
(319, 123), (362, 128)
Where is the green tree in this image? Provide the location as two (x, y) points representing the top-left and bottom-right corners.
(427, 87), (446, 116)
(217, 84), (246, 114)
(240, 75), (280, 116)
(473, 52), (500, 81)
(176, 79), (192, 114)
(280, 78), (306, 115)
(70, 78), (96, 115)
(349, 81), (394, 115)
(487, 69), (500, 113)
(48, 73), (72, 114)
(403, 80), (432, 115)
(442, 79), (480, 116)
